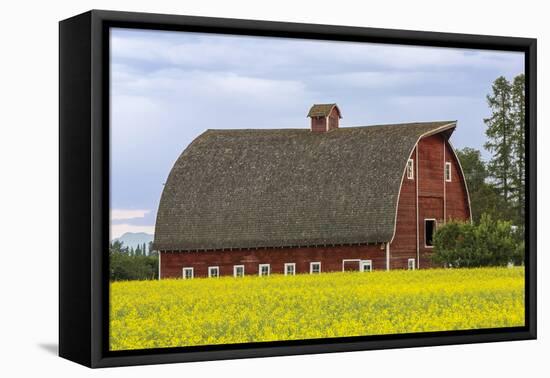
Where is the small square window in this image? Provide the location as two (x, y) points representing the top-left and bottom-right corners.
(208, 266), (219, 278)
(361, 260), (372, 272)
(408, 258), (416, 270)
(183, 267), (194, 279)
(259, 264), (270, 276)
(284, 263), (296, 276)
(445, 162), (452, 182)
(233, 265), (244, 277)
(406, 159), (414, 180)
(310, 262), (321, 274)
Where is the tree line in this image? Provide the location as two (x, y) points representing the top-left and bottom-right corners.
(434, 74), (525, 267)
(122, 241), (153, 257)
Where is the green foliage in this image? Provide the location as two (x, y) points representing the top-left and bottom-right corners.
(432, 214), (524, 267)
(484, 76), (514, 204)
(510, 74), (526, 223)
(483, 74), (525, 226)
(110, 241), (158, 281)
(456, 147), (515, 223)
(456, 147), (487, 192)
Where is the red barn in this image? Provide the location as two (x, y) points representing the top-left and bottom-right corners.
(153, 104), (471, 279)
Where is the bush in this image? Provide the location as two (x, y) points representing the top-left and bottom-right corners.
(110, 252), (159, 281)
(109, 241), (159, 281)
(432, 214), (524, 267)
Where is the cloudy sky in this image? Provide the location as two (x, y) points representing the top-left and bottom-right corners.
(109, 27), (524, 239)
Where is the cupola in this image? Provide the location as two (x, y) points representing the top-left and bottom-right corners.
(307, 103), (342, 132)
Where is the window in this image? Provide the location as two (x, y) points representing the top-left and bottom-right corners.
(284, 263), (296, 276)
(406, 159), (414, 179)
(342, 259), (361, 272)
(182, 267), (194, 279)
(233, 265), (244, 277)
(445, 162), (452, 182)
(408, 258), (416, 270)
(208, 266), (219, 278)
(259, 264), (270, 276)
(425, 219), (436, 247)
(310, 262), (321, 274)
(361, 260), (372, 272)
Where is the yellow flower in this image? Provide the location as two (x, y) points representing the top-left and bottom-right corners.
(109, 267), (525, 351)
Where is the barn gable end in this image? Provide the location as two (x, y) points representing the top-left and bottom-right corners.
(390, 132), (472, 269)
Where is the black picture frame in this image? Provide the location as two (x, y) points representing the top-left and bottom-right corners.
(59, 9), (537, 368)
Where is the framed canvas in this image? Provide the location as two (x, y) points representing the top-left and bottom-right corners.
(59, 10), (537, 368)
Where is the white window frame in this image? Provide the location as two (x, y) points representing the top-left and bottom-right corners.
(445, 162), (452, 182)
(182, 267), (194, 279)
(342, 259), (361, 272)
(284, 263), (296, 276)
(208, 266), (220, 278)
(360, 260), (373, 272)
(233, 265), (245, 277)
(424, 218), (437, 248)
(310, 262), (321, 274)
(406, 158), (414, 180)
(408, 258), (416, 270)
(259, 264), (270, 276)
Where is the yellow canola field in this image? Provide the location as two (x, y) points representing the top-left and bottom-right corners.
(110, 267), (524, 350)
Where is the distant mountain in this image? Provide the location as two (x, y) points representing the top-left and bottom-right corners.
(113, 232), (154, 254)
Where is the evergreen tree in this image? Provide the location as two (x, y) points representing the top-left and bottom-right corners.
(484, 76), (515, 215)
(456, 147), (487, 193)
(510, 74), (525, 224)
(110, 240), (125, 254)
(456, 147), (503, 223)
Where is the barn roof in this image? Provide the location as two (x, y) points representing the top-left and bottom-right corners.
(153, 121), (456, 251)
(307, 103), (342, 118)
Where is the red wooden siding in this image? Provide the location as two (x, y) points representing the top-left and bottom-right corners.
(389, 146), (418, 269)
(328, 107), (340, 131)
(444, 141), (470, 222)
(311, 117), (327, 132)
(160, 244), (384, 279)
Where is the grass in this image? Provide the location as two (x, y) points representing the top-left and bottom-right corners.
(109, 267), (524, 351)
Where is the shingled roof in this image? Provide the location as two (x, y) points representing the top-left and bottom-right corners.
(307, 103), (342, 118)
(153, 121), (456, 251)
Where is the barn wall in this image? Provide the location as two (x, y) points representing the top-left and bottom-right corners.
(160, 244), (385, 279)
(389, 146), (418, 269)
(391, 133), (470, 269)
(417, 134), (445, 267)
(328, 107), (339, 131)
(311, 117), (327, 132)
(444, 141), (471, 222)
